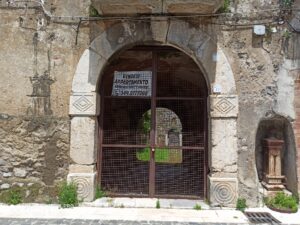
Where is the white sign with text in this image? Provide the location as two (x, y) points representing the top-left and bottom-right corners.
(112, 71), (152, 97)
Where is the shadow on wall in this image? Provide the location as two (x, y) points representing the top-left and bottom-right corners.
(255, 115), (298, 195)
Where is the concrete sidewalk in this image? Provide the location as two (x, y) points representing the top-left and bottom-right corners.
(0, 203), (299, 224)
(0, 204), (246, 223)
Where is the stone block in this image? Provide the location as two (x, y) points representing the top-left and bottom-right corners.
(3, 172), (12, 178)
(13, 168), (27, 178)
(0, 159), (7, 166)
(151, 18), (169, 44)
(69, 165), (96, 173)
(163, 0), (223, 14)
(0, 183), (10, 190)
(92, 0), (162, 15)
(92, 0), (223, 15)
(70, 117), (98, 165)
(166, 20), (217, 85)
(91, 21), (153, 60)
(67, 173), (96, 202)
(208, 177), (238, 207)
(214, 48), (237, 94)
(72, 49), (106, 92)
(210, 95), (238, 118)
(211, 118), (238, 174)
(69, 92), (100, 116)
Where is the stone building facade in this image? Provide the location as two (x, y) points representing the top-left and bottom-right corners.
(0, 0), (299, 207)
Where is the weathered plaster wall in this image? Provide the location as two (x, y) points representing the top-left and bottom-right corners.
(218, 0), (300, 206)
(0, 1), (89, 201)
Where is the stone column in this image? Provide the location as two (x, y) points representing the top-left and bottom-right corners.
(68, 92), (100, 201)
(208, 95), (239, 207)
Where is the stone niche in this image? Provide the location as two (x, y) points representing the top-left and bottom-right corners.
(255, 116), (298, 196)
(92, 0), (224, 15)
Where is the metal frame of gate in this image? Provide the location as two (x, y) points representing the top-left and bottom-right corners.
(97, 46), (208, 199)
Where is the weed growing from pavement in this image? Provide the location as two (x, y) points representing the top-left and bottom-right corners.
(193, 203), (202, 210)
(95, 186), (106, 199)
(156, 199), (160, 209)
(236, 198), (247, 212)
(58, 182), (79, 208)
(6, 189), (22, 205)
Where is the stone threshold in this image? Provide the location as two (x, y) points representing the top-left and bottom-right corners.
(82, 198), (210, 209)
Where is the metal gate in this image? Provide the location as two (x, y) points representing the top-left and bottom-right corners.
(98, 46), (207, 199)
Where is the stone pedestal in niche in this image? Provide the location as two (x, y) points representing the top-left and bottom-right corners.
(262, 138), (286, 193)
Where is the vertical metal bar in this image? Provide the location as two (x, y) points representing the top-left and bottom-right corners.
(97, 90), (105, 185)
(204, 98), (208, 198)
(149, 51), (157, 197)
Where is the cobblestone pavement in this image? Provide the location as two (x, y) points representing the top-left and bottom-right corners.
(0, 219), (247, 225)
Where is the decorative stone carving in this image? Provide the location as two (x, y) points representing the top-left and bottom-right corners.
(70, 92), (99, 116)
(210, 95), (238, 118)
(67, 173), (96, 202)
(209, 177), (238, 207)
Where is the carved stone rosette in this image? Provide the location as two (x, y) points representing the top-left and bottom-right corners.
(67, 173), (96, 202)
(209, 177), (238, 207)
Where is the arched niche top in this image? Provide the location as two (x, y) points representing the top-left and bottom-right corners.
(72, 19), (236, 95)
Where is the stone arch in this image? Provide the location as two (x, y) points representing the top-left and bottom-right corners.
(68, 19), (239, 207)
(72, 20), (236, 95)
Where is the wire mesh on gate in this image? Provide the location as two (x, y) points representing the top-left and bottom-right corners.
(100, 46), (208, 199)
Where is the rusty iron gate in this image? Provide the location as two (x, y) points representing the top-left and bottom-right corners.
(98, 46), (208, 199)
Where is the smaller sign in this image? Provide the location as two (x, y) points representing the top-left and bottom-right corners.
(112, 71), (152, 97)
(213, 84), (222, 93)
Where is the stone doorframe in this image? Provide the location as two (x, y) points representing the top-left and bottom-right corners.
(68, 19), (239, 207)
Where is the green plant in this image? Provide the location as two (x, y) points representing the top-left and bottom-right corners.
(281, 0), (293, 7)
(219, 0), (231, 13)
(283, 30), (292, 39)
(236, 198), (247, 212)
(89, 5), (100, 17)
(6, 189), (22, 205)
(156, 199), (160, 209)
(193, 203), (202, 210)
(58, 182), (79, 208)
(265, 192), (298, 213)
(95, 186), (106, 199)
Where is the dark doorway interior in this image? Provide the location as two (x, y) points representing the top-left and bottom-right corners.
(99, 46), (208, 199)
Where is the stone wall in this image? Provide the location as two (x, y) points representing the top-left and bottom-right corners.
(0, 1), (89, 202)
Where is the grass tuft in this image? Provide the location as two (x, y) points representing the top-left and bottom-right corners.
(193, 203), (202, 210)
(58, 182), (79, 208)
(265, 192), (298, 213)
(236, 198), (247, 212)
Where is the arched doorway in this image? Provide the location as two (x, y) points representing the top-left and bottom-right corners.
(98, 46), (208, 199)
